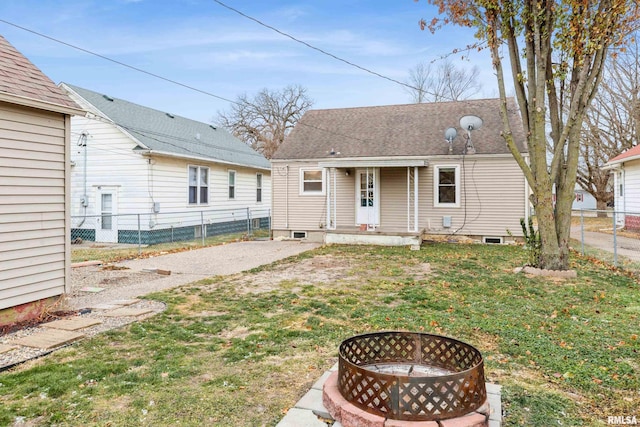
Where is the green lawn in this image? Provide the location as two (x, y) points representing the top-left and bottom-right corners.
(2, 243), (638, 426)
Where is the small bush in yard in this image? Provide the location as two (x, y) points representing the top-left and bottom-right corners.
(520, 216), (541, 267)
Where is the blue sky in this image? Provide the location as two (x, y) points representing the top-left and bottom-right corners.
(0, 0), (498, 124)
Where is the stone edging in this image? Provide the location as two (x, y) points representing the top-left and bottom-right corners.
(514, 266), (577, 278)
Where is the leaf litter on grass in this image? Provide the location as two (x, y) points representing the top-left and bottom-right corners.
(1, 243), (638, 426)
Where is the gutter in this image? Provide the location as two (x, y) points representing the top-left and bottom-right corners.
(138, 149), (271, 171)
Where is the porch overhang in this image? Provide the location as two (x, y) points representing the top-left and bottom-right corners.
(318, 158), (428, 168)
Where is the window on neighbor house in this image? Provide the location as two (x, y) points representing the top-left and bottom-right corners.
(619, 172), (624, 197)
(228, 170), (236, 199)
(256, 173), (263, 202)
(300, 168), (324, 194)
(188, 166), (209, 204)
(434, 165), (459, 207)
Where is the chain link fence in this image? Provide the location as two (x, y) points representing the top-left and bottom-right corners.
(573, 209), (640, 275)
(71, 207), (270, 251)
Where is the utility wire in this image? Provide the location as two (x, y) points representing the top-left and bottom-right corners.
(211, 0), (425, 94)
(0, 19), (235, 105)
(0, 18), (382, 146)
(0, 16), (512, 153)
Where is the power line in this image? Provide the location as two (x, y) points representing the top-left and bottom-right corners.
(0, 18), (383, 147)
(211, 0), (425, 94)
(0, 16), (510, 155)
(0, 19), (236, 105)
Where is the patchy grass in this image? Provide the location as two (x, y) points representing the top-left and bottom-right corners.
(71, 230), (270, 263)
(2, 243), (639, 426)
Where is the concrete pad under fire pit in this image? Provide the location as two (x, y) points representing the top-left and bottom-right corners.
(109, 299), (140, 306)
(42, 318), (102, 331)
(102, 307), (154, 317)
(11, 330), (85, 349)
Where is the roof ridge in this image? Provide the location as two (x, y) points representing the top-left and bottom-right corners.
(306, 97), (510, 114)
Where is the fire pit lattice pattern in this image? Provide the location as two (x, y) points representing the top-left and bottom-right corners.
(338, 331), (486, 421)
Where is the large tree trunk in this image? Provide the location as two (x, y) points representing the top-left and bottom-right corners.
(596, 199), (609, 217)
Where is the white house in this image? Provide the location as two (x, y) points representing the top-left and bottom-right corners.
(0, 36), (83, 326)
(604, 145), (640, 230)
(60, 84), (271, 244)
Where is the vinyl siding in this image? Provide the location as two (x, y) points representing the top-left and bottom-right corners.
(0, 102), (69, 310)
(273, 157), (526, 238)
(622, 159), (640, 213)
(70, 114), (271, 234)
(271, 161), (327, 231)
(379, 167), (409, 229)
(420, 157), (526, 237)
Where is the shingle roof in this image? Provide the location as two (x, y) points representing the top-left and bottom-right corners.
(607, 144), (640, 165)
(272, 98), (527, 160)
(63, 83), (270, 170)
(0, 35), (80, 111)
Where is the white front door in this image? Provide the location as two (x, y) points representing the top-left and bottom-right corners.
(356, 168), (379, 226)
(95, 188), (118, 243)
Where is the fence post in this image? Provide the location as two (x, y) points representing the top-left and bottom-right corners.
(137, 214), (142, 256)
(580, 210), (585, 255)
(268, 208), (271, 239)
(201, 211), (205, 247)
(613, 210), (618, 267)
(247, 208), (251, 237)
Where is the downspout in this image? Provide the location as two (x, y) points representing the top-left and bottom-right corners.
(285, 165), (289, 229)
(148, 157), (157, 228)
(77, 132), (88, 227)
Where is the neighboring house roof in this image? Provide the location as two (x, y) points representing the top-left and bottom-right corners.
(606, 144), (640, 166)
(61, 83), (270, 170)
(272, 98), (527, 161)
(0, 35), (81, 114)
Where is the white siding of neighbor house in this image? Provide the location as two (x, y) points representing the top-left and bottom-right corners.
(619, 159), (640, 213)
(70, 115), (271, 233)
(272, 156), (527, 238)
(0, 102), (70, 310)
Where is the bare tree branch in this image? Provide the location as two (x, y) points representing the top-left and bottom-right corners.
(217, 85), (313, 159)
(404, 59), (481, 103)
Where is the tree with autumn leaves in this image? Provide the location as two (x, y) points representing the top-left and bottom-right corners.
(419, 0), (639, 270)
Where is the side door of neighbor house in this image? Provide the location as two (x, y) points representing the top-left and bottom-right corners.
(95, 186), (118, 243)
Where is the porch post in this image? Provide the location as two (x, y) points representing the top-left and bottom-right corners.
(414, 166), (419, 232)
(325, 167), (331, 230)
(407, 166), (419, 232)
(407, 167), (411, 232)
(333, 167), (337, 229)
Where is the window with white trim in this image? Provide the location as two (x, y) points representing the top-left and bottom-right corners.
(300, 168), (324, 195)
(434, 165), (460, 207)
(188, 165), (209, 205)
(256, 173), (263, 202)
(228, 170), (236, 199)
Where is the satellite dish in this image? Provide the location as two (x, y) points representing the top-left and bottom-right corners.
(460, 115), (483, 131)
(444, 127), (457, 142)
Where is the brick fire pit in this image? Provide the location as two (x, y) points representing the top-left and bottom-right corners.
(323, 331), (489, 426)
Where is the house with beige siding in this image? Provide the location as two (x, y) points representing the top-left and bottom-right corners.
(60, 84), (271, 244)
(604, 144), (640, 230)
(0, 36), (83, 326)
(271, 99), (529, 245)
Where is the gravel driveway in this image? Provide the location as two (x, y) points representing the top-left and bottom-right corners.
(68, 240), (321, 310)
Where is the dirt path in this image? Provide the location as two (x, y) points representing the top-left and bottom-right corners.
(67, 240), (321, 310)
